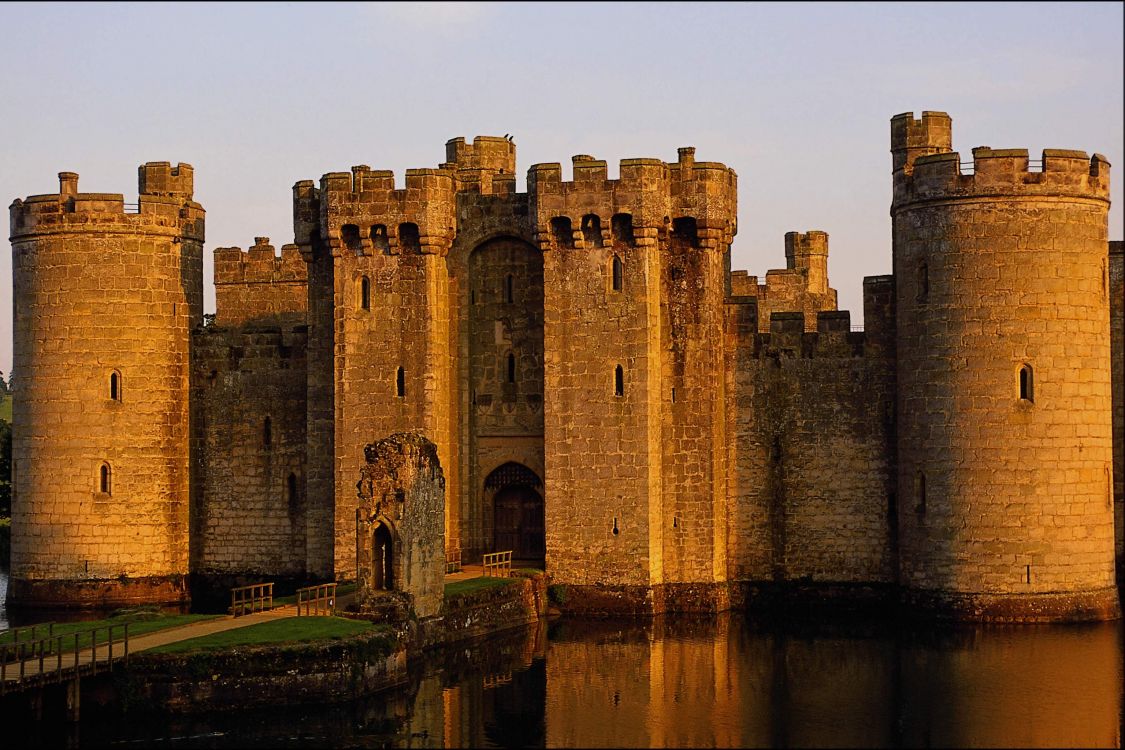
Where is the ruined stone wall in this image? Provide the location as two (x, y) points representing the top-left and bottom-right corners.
(191, 324), (307, 578)
(315, 167), (456, 581)
(356, 433), (445, 619)
(726, 305), (895, 585)
(213, 237), (307, 328)
(8, 165), (203, 606)
(892, 111), (1118, 619)
(1110, 240), (1123, 576)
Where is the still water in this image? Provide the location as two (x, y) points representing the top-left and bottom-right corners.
(3, 566), (1124, 748)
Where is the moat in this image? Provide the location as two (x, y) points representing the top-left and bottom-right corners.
(3, 570), (1123, 749)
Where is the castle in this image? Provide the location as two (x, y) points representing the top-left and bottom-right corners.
(7, 111), (1124, 621)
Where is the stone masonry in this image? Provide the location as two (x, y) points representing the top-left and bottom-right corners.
(6, 112), (1123, 621)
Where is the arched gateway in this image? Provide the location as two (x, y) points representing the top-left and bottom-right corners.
(485, 462), (544, 561)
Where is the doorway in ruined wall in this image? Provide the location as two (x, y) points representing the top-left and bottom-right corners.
(372, 522), (394, 590)
(486, 462), (545, 562)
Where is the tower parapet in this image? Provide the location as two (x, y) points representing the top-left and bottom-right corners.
(527, 147), (737, 253)
(891, 112), (1118, 621)
(213, 237), (307, 327)
(8, 164), (204, 609)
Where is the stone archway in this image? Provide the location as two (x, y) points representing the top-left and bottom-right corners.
(486, 462), (544, 561)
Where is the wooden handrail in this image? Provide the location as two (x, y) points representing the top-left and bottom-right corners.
(295, 583), (337, 616)
(0, 623), (129, 695)
(230, 582), (274, 617)
(483, 550), (512, 578)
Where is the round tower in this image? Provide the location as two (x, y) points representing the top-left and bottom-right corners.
(891, 112), (1119, 621)
(8, 163), (204, 610)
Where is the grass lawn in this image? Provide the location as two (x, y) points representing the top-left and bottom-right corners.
(0, 612), (219, 652)
(148, 616), (381, 654)
(444, 576), (514, 598)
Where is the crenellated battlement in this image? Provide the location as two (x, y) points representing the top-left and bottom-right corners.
(527, 147), (737, 252)
(746, 310), (877, 360)
(891, 111), (953, 174)
(214, 237), (307, 285)
(316, 164), (457, 257)
(894, 147), (1110, 206)
(442, 135), (516, 176)
(10, 165), (205, 241)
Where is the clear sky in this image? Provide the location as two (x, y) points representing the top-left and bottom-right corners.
(1, 2), (1122, 379)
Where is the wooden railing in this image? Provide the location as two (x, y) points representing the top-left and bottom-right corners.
(446, 547), (462, 574)
(296, 583), (337, 616)
(0, 623), (129, 695)
(483, 550), (512, 578)
(230, 582), (274, 616)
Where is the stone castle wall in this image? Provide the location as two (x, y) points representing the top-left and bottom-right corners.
(892, 111), (1117, 618)
(191, 324), (308, 579)
(730, 231), (839, 333)
(725, 300), (896, 586)
(8, 165), (203, 607)
(1111, 240), (1123, 577)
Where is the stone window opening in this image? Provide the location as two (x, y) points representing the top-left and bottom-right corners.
(371, 224), (390, 254)
(372, 522), (394, 591)
(396, 367), (405, 398)
(341, 224), (363, 254)
(360, 276), (371, 311)
(611, 255), (623, 292)
(506, 274), (514, 304)
(99, 462), (112, 495)
(399, 223), (421, 254)
(918, 262), (929, 302)
(1107, 466), (1113, 510)
(915, 471), (926, 514)
(507, 352), (516, 384)
(671, 386), (676, 403)
(612, 516), (620, 536)
(551, 217), (574, 249)
(611, 213), (635, 246)
(614, 365), (624, 397)
(109, 370), (122, 402)
(264, 417), (272, 448)
(1019, 364), (1034, 402)
(672, 216), (699, 247)
(582, 214), (603, 248)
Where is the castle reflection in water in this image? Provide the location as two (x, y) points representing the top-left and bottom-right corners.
(59, 612), (1125, 749)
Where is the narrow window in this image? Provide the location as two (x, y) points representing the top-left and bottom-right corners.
(918, 262), (929, 302)
(614, 365), (624, 397)
(396, 367), (405, 398)
(288, 473), (298, 512)
(99, 463), (112, 495)
(360, 276), (371, 310)
(672, 217), (699, 247)
(264, 417), (272, 448)
(109, 371), (121, 401)
(507, 352), (516, 383)
(1019, 364), (1033, 402)
(506, 274), (514, 304)
(916, 471), (926, 514)
(611, 255), (623, 292)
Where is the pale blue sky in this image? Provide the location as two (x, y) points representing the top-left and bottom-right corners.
(2, 2), (1122, 378)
